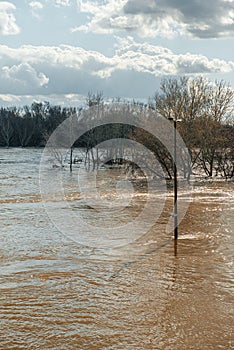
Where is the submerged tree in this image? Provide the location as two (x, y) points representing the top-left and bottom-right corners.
(154, 76), (234, 178)
(0, 82), (233, 180)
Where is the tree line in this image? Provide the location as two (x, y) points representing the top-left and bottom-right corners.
(0, 102), (78, 148)
(0, 77), (233, 179)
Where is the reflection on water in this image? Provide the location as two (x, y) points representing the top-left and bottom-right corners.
(0, 148), (233, 349)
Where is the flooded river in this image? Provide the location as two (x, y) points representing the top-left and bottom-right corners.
(0, 148), (233, 349)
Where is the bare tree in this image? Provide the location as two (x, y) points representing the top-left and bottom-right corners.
(154, 76), (234, 178)
(0, 110), (14, 147)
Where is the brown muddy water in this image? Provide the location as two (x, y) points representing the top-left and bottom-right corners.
(0, 148), (233, 350)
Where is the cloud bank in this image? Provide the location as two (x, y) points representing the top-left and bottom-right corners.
(1, 37), (234, 95)
(77, 0), (234, 38)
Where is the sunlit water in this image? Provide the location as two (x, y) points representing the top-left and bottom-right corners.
(0, 148), (233, 350)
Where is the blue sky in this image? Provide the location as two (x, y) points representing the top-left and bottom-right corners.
(0, 0), (234, 107)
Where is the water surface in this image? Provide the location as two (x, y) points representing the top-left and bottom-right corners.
(0, 148), (233, 349)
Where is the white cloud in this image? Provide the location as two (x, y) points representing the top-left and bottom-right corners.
(111, 36), (234, 76)
(51, 0), (71, 7)
(0, 39), (233, 97)
(29, 1), (44, 19)
(76, 0), (81, 11)
(76, 0), (186, 38)
(0, 44), (110, 74)
(0, 2), (20, 35)
(1, 62), (49, 93)
(77, 0), (234, 39)
(0, 93), (22, 103)
(0, 93), (86, 107)
(29, 1), (44, 9)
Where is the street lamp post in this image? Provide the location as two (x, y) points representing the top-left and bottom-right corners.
(169, 116), (181, 240)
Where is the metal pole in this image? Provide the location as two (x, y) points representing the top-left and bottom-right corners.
(70, 146), (73, 172)
(174, 120), (178, 240)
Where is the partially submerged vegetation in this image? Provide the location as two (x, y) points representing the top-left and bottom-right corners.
(0, 76), (233, 179)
